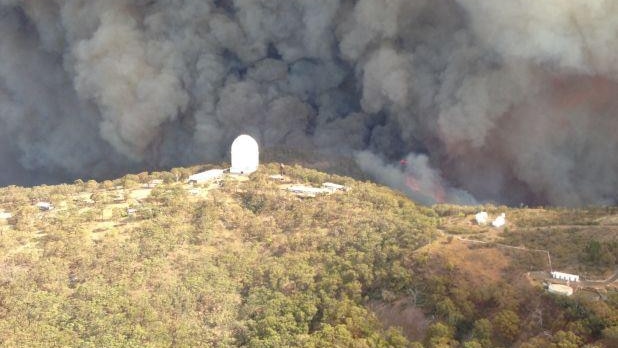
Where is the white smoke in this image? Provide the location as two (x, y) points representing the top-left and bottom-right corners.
(0, 0), (617, 206)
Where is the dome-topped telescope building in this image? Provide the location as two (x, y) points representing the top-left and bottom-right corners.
(230, 134), (259, 175)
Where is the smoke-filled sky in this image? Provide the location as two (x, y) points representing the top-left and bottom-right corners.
(1, 0), (617, 206)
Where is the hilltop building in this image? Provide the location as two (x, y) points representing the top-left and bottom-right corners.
(475, 211), (489, 225)
(287, 183), (348, 198)
(145, 179), (163, 188)
(230, 135), (259, 175)
(551, 271), (579, 282)
(269, 174), (286, 181)
(548, 283), (574, 296)
(188, 169), (224, 184)
(322, 182), (346, 193)
(287, 185), (331, 198)
(36, 202), (54, 211)
(492, 213), (506, 227)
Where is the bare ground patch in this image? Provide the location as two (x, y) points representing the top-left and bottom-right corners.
(434, 238), (511, 285)
(368, 299), (429, 342)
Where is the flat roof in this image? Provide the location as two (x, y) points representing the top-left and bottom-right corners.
(551, 271), (579, 277)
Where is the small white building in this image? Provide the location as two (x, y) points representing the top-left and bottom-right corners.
(551, 271), (579, 282)
(492, 213), (506, 228)
(287, 185), (331, 198)
(475, 211), (489, 225)
(145, 179), (164, 188)
(36, 202), (54, 211)
(322, 182), (346, 192)
(548, 283), (574, 296)
(188, 169), (224, 184)
(230, 135), (259, 175)
(269, 174), (286, 181)
(0, 211), (12, 220)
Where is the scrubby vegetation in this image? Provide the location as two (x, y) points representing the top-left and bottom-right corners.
(0, 164), (615, 347)
(435, 203), (618, 275)
(411, 248), (617, 347)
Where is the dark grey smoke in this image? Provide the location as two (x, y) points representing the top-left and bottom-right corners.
(1, 0), (617, 206)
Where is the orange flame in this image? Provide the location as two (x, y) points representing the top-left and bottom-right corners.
(405, 174), (446, 204)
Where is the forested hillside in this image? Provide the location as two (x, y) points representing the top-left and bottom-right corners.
(0, 164), (615, 347)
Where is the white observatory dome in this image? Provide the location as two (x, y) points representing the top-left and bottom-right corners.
(230, 134), (259, 175)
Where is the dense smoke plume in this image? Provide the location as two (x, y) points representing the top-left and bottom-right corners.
(1, 0), (617, 206)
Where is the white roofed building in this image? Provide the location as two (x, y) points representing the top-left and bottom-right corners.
(36, 202), (54, 211)
(551, 271), (579, 282)
(269, 174), (286, 181)
(548, 283), (574, 296)
(145, 179), (164, 188)
(188, 169), (224, 184)
(287, 185), (331, 198)
(492, 213), (506, 228)
(230, 135), (259, 175)
(475, 212), (489, 225)
(322, 182), (346, 192)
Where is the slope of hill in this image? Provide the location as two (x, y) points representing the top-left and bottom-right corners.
(0, 164), (615, 347)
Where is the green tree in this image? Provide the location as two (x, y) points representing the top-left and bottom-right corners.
(462, 340), (482, 348)
(472, 318), (493, 347)
(493, 309), (520, 343)
(435, 297), (463, 326)
(520, 336), (551, 348)
(85, 179), (98, 191)
(585, 240), (601, 264)
(101, 180), (115, 190)
(551, 330), (582, 348)
(603, 326), (618, 346)
(425, 322), (455, 348)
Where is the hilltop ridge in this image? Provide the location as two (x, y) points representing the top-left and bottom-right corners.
(0, 164), (616, 347)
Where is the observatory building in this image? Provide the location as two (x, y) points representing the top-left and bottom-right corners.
(230, 135), (259, 175)
(475, 211), (489, 225)
(492, 213), (506, 228)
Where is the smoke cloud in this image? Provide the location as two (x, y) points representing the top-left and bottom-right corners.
(0, 0), (617, 206)
(356, 151), (477, 206)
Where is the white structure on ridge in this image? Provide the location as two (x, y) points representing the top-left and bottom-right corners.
(145, 179), (164, 188)
(322, 182), (346, 192)
(492, 213), (506, 227)
(36, 202), (54, 211)
(287, 183), (347, 198)
(230, 134), (259, 175)
(548, 284), (573, 296)
(188, 169), (224, 184)
(551, 271), (579, 282)
(475, 211), (489, 225)
(287, 185), (331, 198)
(269, 174), (286, 181)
